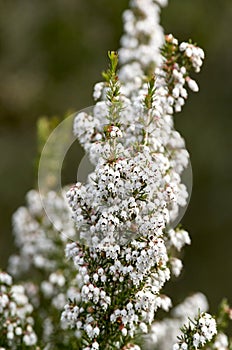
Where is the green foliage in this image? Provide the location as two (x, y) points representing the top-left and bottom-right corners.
(144, 76), (156, 110)
(103, 51), (122, 124)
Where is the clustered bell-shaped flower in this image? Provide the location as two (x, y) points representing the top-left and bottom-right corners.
(173, 312), (217, 350)
(119, 0), (166, 71)
(7, 190), (81, 348)
(147, 293), (209, 349)
(62, 0), (206, 348)
(0, 271), (38, 349)
(8, 189), (76, 276)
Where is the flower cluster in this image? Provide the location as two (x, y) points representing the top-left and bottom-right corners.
(173, 312), (217, 350)
(119, 0), (166, 71)
(148, 295), (232, 350)
(211, 333), (229, 350)
(147, 293), (209, 349)
(0, 271), (38, 349)
(7, 190), (81, 348)
(67, 147), (177, 245)
(8, 189), (76, 276)
(179, 41), (205, 73)
(62, 0), (206, 348)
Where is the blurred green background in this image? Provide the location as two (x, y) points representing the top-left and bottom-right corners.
(0, 0), (231, 311)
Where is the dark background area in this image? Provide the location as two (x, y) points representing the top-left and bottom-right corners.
(0, 0), (231, 312)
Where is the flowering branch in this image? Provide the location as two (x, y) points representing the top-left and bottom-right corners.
(4, 1), (230, 350)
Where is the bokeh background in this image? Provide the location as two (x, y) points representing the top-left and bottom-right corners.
(0, 0), (231, 312)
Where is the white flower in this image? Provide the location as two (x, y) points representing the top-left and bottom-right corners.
(0, 272), (38, 347)
(187, 78), (199, 92)
(93, 82), (105, 100)
(23, 332), (37, 346)
(122, 327), (128, 336)
(170, 258), (183, 277)
(193, 332), (200, 347)
(92, 341), (99, 350)
(140, 322), (148, 333)
(173, 344), (180, 350)
(213, 332), (229, 349)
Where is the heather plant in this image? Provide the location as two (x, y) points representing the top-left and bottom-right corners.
(0, 271), (38, 349)
(1, 0), (231, 349)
